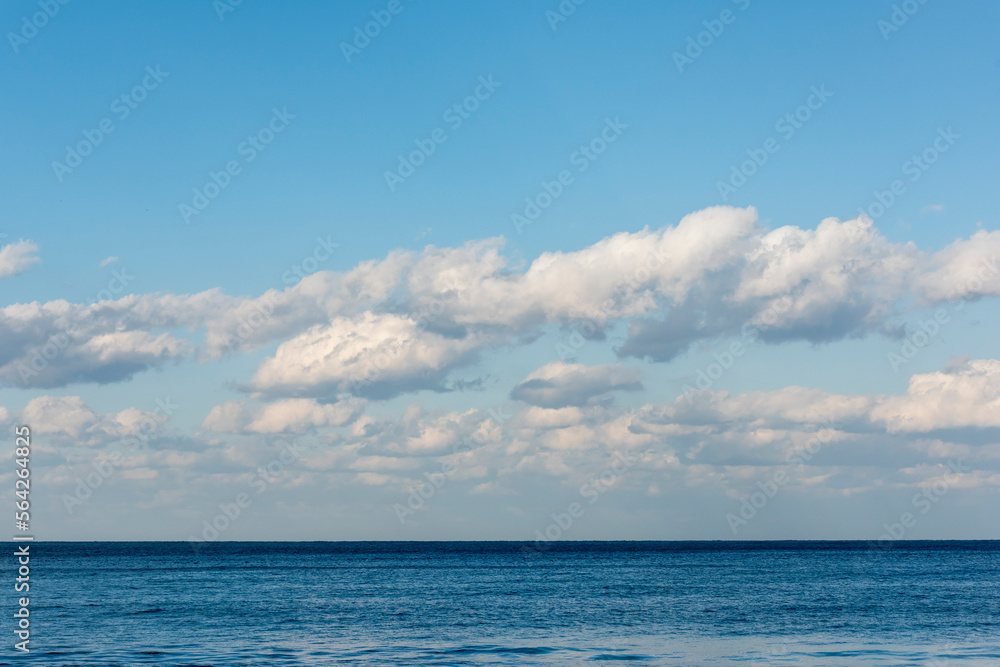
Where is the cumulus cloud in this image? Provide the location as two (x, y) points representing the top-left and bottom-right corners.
(0, 293), (216, 388)
(1, 207), (999, 398)
(247, 208), (932, 397)
(913, 230), (1000, 303)
(871, 358), (1000, 432)
(247, 313), (489, 399)
(0, 253), (408, 389)
(200, 252), (410, 358)
(19, 395), (171, 448)
(248, 210), (1000, 395)
(0, 240), (40, 278)
(511, 362), (643, 408)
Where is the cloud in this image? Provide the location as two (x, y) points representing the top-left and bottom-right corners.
(518, 406), (588, 429)
(99, 256), (119, 267)
(913, 230), (1000, 303)
(343, 401), (509, 460)
(0, 252), (410, 389)
(246, 312), (488, 399)
(667, 358), (1000, 442)
(200, 252), (410, 358)
(19, 395), (170, 448)
(201, 397), (365, 434)
(21, 395), (98, 438)
(921, 204), (945, 214)
(511, 362), (643, 408)
(248, 208), (934, 397)
(0, 289), (241, 388)
(20, 359), (1000, 531)
(871, 358), (1000, 432)
(0, 240), (40, 278)
(1, 207), (999, 397)
(618, 216), (899, 358)
(671, 386), (875, 430)
(0, 313), (192, 388)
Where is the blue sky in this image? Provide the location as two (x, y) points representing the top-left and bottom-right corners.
(2, 0), (999, 541)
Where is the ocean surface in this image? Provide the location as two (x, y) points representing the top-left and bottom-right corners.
(2, 541), (998, 666)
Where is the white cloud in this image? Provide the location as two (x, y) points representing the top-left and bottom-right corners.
(99, 256), (119, 267)
(0, 292), (214, 388)
(1, 207), (998, 400)
(871, 358), (1000, 432)
(733, 216), (916, 332)
(201, 397), (365, 434)
(19, 395), (169, 448)
(914, 230), (1000, 303)
(518, 406), (588, 429)
(201, 252), (410, 358)
(0, 240), (40, 278)
(247, 312), (487, 399)
(16, 358), (1000, 539)
(511, 362), (643, 408)
(675, 386), (875, 428)
(645, 358), (1000, 438)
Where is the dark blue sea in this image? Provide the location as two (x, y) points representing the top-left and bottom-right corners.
(3, 541), (998, 666)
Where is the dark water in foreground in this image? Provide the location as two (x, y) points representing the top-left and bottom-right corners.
(2, 541), (998, 666)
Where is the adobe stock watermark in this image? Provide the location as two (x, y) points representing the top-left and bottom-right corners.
(725, 418), (838, 534)
(384, 75), (501, 192)
(15, 267), (135, 386)
(923, 643), (962, 667)
(51, 66), (169, 183)
(672, 0), (751, 73)
(856, 127), (958, 221)
(716, 85), (833, 201)
(7, 0), (71, 54)
(281, 235), (339, 286)
(213, 0), (243, 21)
(340, 0), (407, 63)
(394, 405), (512, 525)
(522, 451), (639, 556)
(219, 235), (339, 353)
(511, 117), (627, 233)
(877, 0), (930, 41)
(887, 256), (998, 372)
(545, 0), (587, 31)
(679, 296), (793, 403)
(178, 107), (295, 224)
(870, 460), (969, 549)
(761, 642), (795, 666)
(188, 439), (305, 549)
(61, 397), (179, 514)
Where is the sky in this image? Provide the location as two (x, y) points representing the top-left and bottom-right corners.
(2, 0), (999, 542)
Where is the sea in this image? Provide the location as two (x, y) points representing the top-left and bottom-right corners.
(2, 541), (998, 666)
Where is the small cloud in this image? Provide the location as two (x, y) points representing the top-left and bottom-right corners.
(100, 256), (119, 267)
(0, 239), (40, 278)
(921, 204), (945, 214)
(511, 362), (643, 408)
